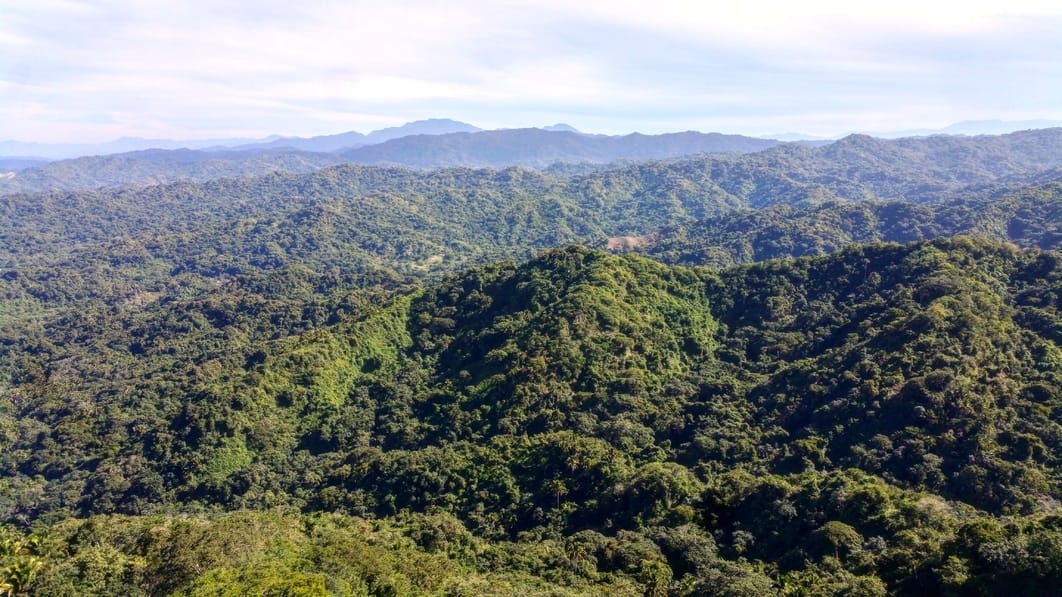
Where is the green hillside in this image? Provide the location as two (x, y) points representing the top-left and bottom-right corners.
(3, 161), (1060, 328)
(4, 129), (1062, 594)
(639, 181), (1062, 266)
(4, 239), (1062, 594)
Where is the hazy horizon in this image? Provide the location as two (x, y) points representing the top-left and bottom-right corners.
(3, 1), (1061, 144)
(4, 117), (1062, 148)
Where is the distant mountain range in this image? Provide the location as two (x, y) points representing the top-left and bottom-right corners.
(0, 126), (782, 193)
(0, 135), (283, 162)
(769, 119), (1062, 141)
(876, 119), (1062, 138)
(7, 118), (1062, 164)
(224, 118), (483, 153)
(4, 127), (1062, 195)
(0, 119), (483, 161)
(338, 128), (779, 168)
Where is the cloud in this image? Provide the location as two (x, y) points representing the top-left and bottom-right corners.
(1, 0), (1061, 141)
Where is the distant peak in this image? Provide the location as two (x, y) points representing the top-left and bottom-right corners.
(369, 118), (479, 133)
(365, 119), (481, 143)
(833, 133), (884, 145)
(541, 123), (579, 133)
(409, 118), (475, 126)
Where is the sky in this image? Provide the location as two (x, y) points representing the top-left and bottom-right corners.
(2, 0), (1062, 143)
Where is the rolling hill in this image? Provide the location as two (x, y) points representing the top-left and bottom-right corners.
(4, 240), (1062, 594)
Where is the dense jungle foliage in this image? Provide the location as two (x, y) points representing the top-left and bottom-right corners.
(3, 154), (1061, 324)
(2, 131), (1062, 594)
(3, 239), (1062, 594)
(640, 181), (1062, 266)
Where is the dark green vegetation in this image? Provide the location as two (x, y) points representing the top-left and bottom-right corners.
(2, 145), (1060, 328)
(2, 130), (1062, 594)
(4, 240), (1062, 594)
(640, 181), (1062, 266)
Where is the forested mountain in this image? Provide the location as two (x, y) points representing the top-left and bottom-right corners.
(0, 128), (777, 194)
(683, 128), (1062, 206)
(2, 161), (1061, 346)
(339, 128), (781, 168)
(3, 127), (1062, 594)
(0, 128), (775, 194)
(638, 181), (1062, 266)
(3, 162), (1059, 329)
(6, 127), (1061, 198)
(3, 240), (1062, 594)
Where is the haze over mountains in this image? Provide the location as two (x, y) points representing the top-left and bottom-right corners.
(0, 118), (482, 161)
(223, 118), (484, 154)
(336, 128), (780, 169)
(4, 117), (1062, 163)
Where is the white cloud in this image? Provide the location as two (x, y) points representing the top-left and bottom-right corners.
(533, 0), (1062, 38)
(1, 0), (1061, 141)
